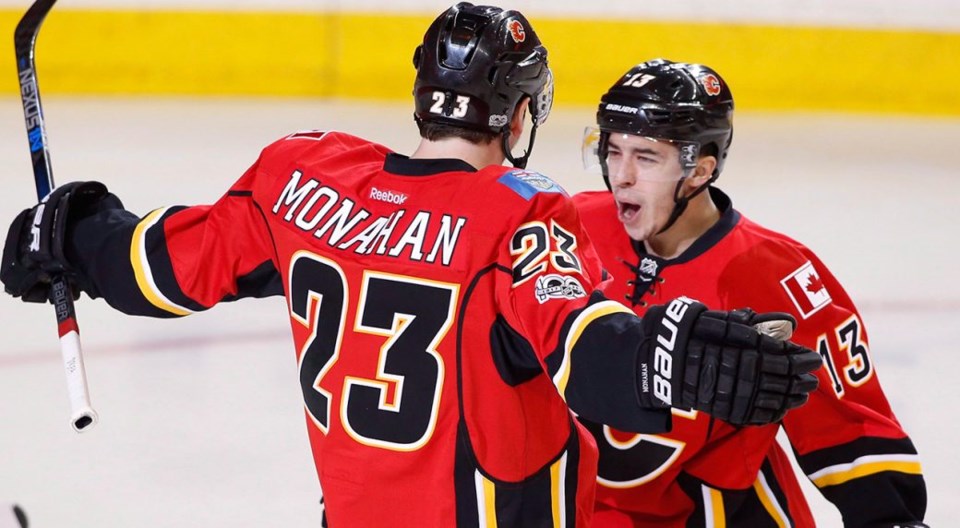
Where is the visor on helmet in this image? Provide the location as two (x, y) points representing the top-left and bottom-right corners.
(581, 126), (700, 182)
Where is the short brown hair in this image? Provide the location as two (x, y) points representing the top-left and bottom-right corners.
(418, 121), (498, 145)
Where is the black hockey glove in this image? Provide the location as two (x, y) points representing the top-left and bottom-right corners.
(638, 296), (821, 426)
(1, 181), (119, 302)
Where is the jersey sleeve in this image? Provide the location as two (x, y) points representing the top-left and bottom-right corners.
(494, 192), (671, 433)
(68, 154), (283, 317)
(778, 251), (927, 525)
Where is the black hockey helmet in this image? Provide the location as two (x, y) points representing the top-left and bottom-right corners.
(413, 2), (554, 168)
(586, 59), (734, 233)
(594, 59), (734, 181)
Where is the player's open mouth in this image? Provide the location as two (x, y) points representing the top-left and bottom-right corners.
(616, 199), (641, 223)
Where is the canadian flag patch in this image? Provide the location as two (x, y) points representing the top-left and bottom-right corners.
(780, 261), (832, 319)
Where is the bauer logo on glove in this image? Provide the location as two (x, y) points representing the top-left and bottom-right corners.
(639, 297), (822, 426)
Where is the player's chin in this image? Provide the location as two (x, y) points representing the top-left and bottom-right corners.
(621, 219), (654, 242)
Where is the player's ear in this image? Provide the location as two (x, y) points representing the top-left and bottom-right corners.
(509, 97), (529, 140)
(689, 155), (716, 186)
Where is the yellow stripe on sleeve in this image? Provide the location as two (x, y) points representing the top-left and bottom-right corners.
(810, 457), (923, 488)
(130, 208), (194, 317)
(553, 300), (634, 398)
(703, 485), (726, 528)
(753, 474), (790, 528)
(474, 470), (498, 528)
(550, 453), (568, 527)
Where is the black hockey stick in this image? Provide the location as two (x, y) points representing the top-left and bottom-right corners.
(10, 504), (28, 527)
(15, 0), (98, 432)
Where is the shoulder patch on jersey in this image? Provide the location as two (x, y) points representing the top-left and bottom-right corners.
(285, 130), (330, 141)
(780, 260), (832, 319)
(497, 170), (568, 201)
(534, 274), (586, 304)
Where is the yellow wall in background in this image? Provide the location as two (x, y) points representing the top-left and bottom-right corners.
(1, 9), (958, 115)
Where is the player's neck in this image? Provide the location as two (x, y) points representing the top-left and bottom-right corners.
(644, 192), (721, 260)
(411, 137), (506, 171)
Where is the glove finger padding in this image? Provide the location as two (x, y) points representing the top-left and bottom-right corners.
(639, 299), (821, 426)
(701, 308), (798, 341)
(1, 181), (110, 302)
(37, 182), (109, 268)
(734, 334), (822, 425)
(1, 208), (46, 297)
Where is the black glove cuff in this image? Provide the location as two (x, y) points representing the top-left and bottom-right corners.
(638, 297), (708, 408)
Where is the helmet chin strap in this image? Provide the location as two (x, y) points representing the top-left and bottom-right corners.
(655, 175), (715, 235)
(501, 125), (538, 169)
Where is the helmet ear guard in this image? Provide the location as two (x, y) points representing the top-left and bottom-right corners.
(413, 2), (553, 168)
(501, 62), (553, 168)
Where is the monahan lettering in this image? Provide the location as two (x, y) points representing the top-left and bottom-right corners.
(272, 170), (467, 266)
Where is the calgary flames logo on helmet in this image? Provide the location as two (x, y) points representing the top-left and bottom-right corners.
(507, 20), (526, 43)
(700, 74), (722, 96)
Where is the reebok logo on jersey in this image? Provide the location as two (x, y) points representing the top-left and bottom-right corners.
(781, 261), (832, 319)
(369, 187), (408, 205)
(273, 171), (466, 266)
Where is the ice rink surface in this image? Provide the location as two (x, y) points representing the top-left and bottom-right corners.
(1, 97), (958, 526)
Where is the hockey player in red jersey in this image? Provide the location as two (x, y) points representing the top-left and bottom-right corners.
(574, 59), (928, 527)
(1, 6), (821, 527)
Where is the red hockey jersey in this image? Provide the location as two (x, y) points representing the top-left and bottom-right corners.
(573, 189), (926, 528)
(69, 131), (675, 527)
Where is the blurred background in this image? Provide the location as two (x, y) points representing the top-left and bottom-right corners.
(0, 1), (958, 526)
(2, 0), (960, 112)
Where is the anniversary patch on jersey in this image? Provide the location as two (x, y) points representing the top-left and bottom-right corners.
(498, 170), (567, 201)
(780, 260), (832, 319)
(534, 274), (586, 304)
